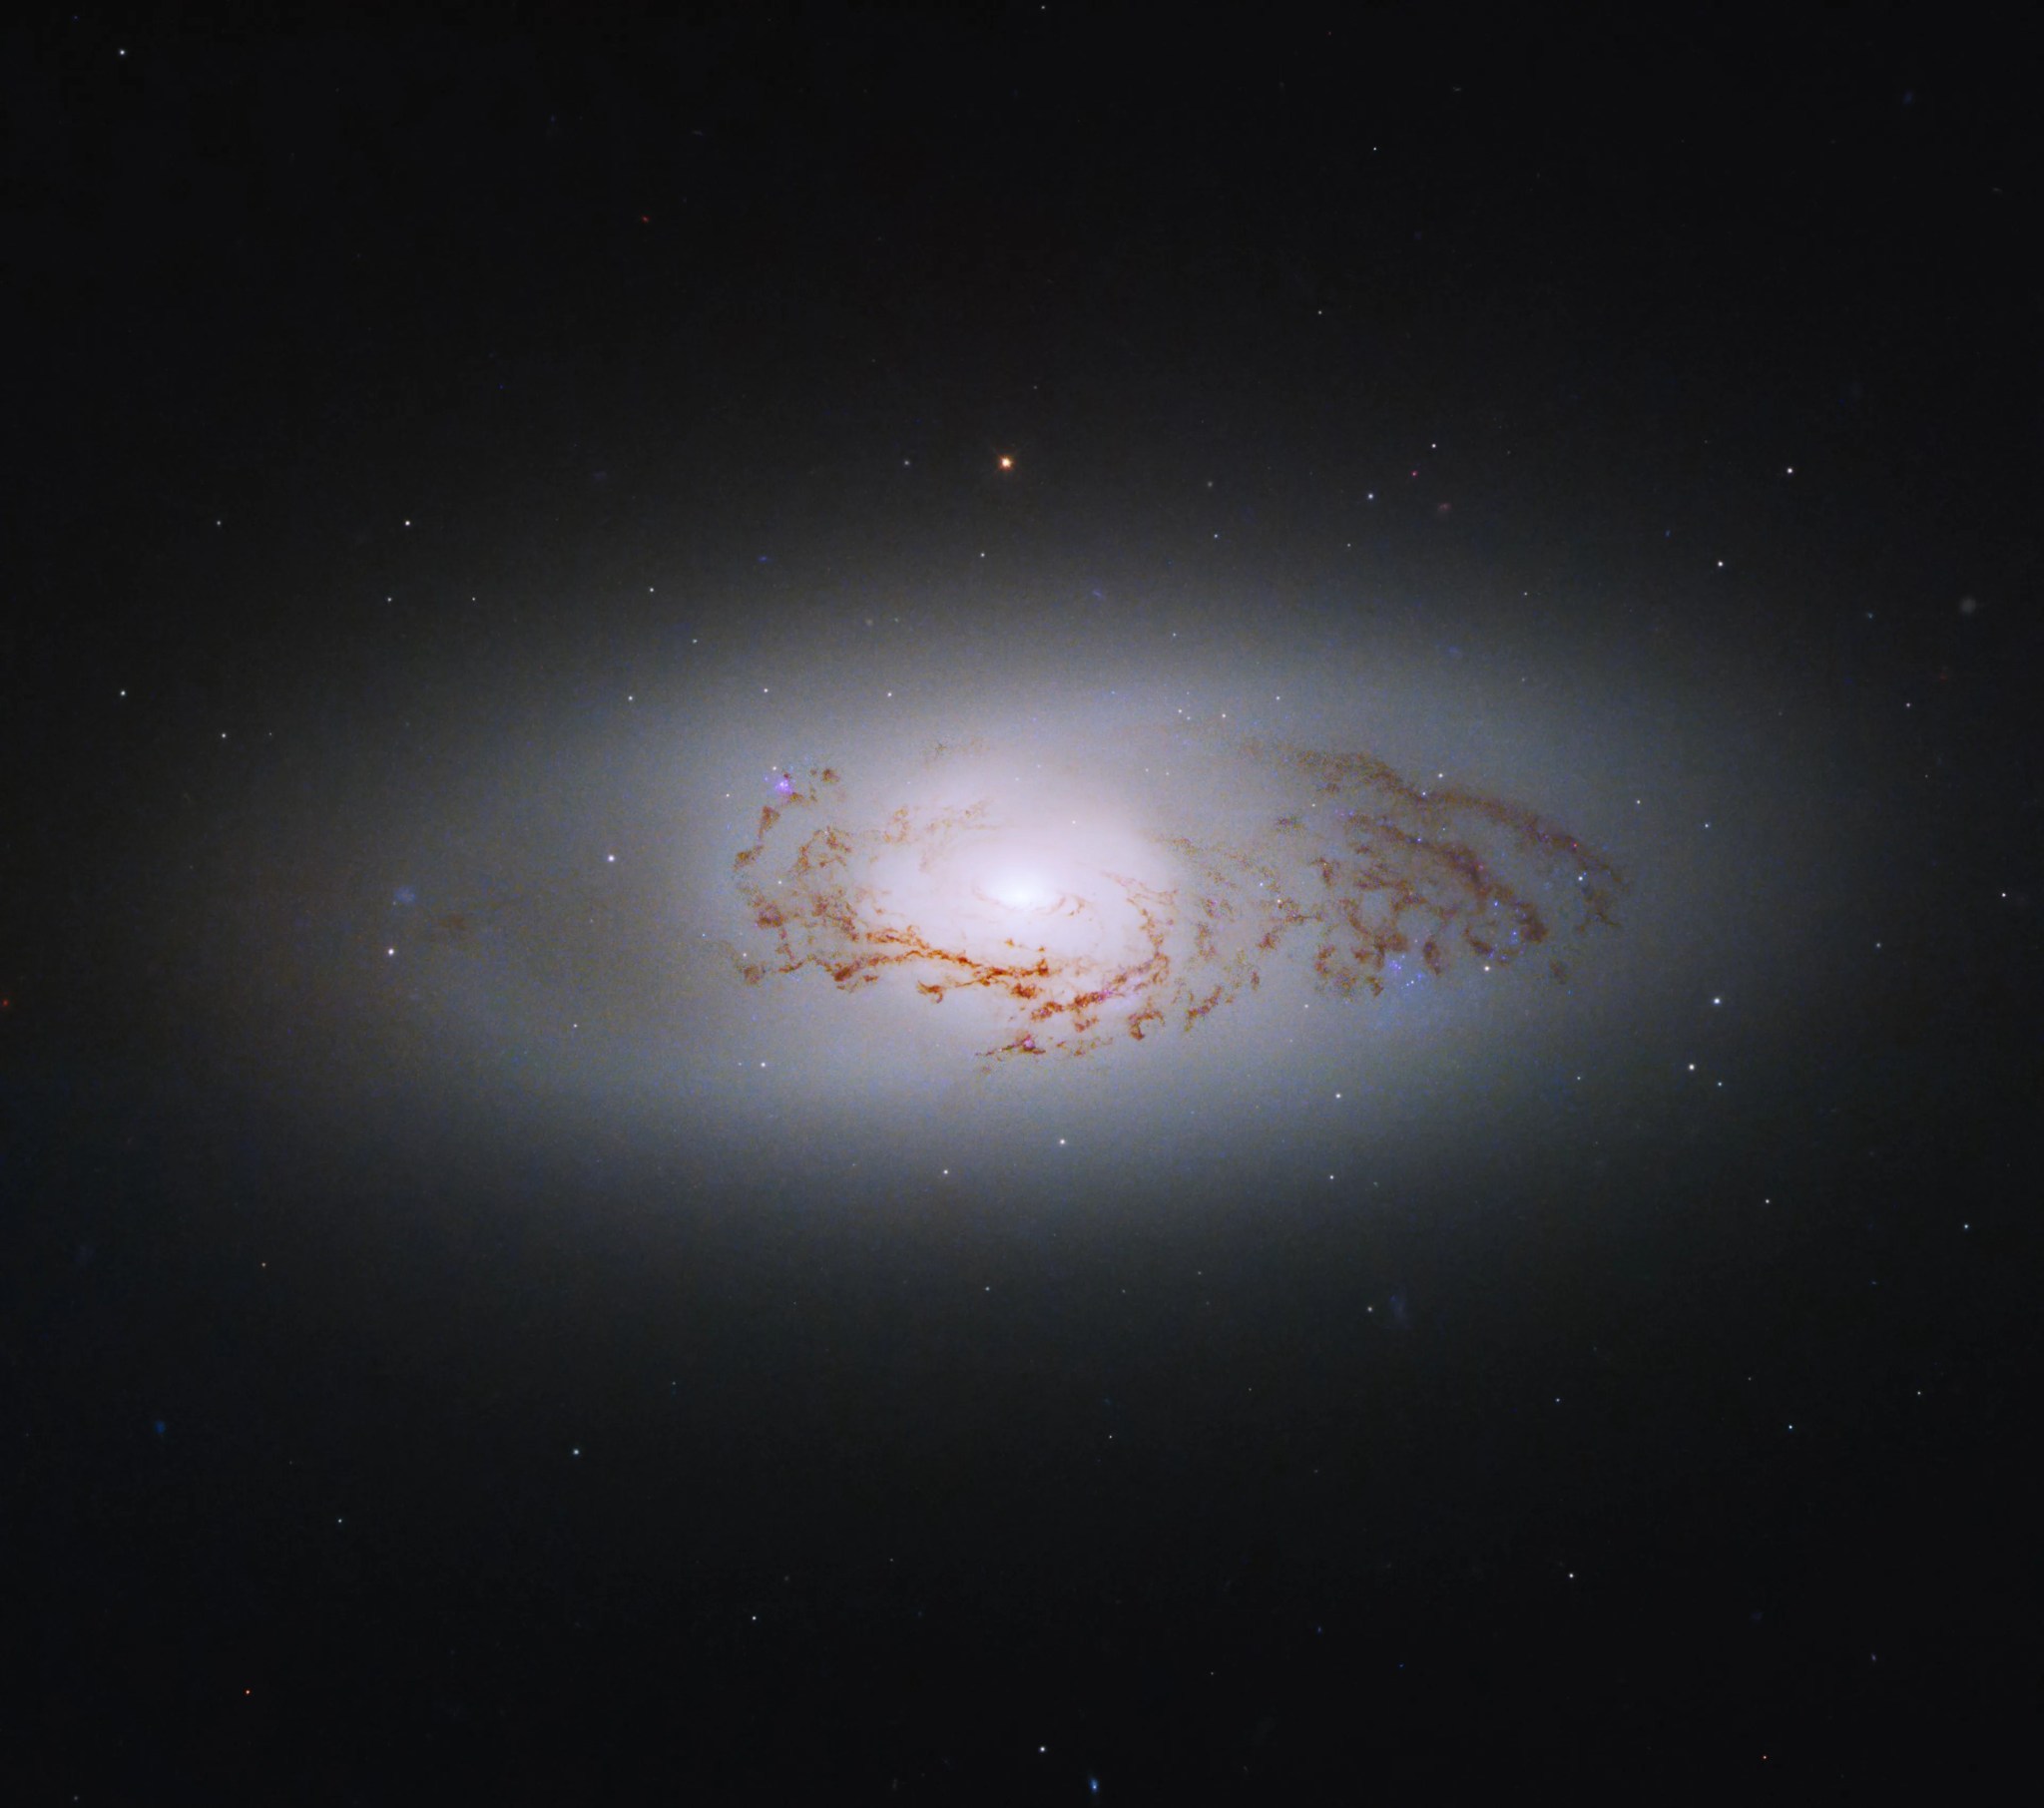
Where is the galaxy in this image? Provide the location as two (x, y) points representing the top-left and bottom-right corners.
(8, 8), (2034, 1795)
(177, 597), (1828, 1213)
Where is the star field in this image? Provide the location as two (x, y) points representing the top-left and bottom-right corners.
(6, 6), (2037, 1795)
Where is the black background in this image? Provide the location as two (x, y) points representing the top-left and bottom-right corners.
(6, 5), (2039, 1796)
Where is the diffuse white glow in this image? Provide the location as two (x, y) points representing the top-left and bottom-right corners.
(159, 589), (1841, 1194)
(979, 868), (1059, 912)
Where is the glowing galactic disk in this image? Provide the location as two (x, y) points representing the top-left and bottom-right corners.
(731, 732), (1625, 1064)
